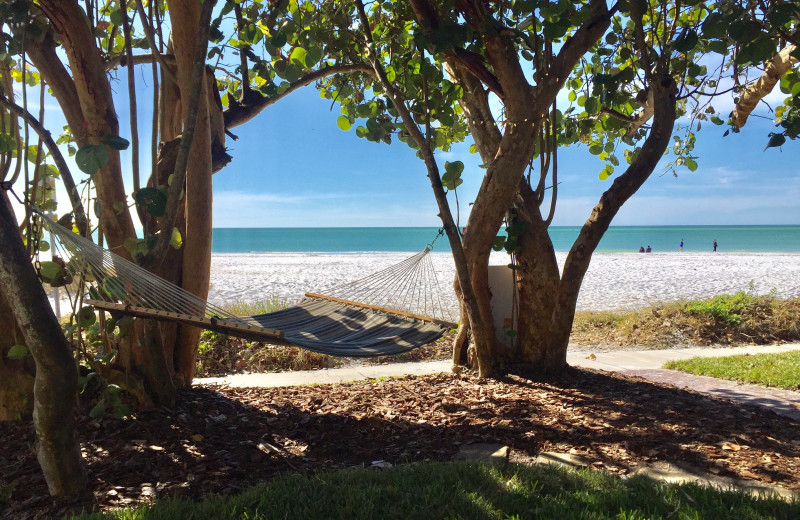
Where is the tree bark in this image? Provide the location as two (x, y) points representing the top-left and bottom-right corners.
(0, 195), (35, 420)
(37, 0), (136, 254)
(0, 190), (86, 495)
(168, 0), (217, 386)
(427, 0), (611, 374)
(0, 292), (35, 421)
(732, 44), (798, 129)
(513, 75), (679, 373)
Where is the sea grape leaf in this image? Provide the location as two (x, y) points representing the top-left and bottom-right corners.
(89, 399), (106, 419)
(101, 134), (130, 150)
(76, 306), (96, 328)
(764, 133), (786, 150)
(39, 261), (72, 287)
(337, 116), (351, 131)
(170, 228), (183, 250)
(7, 344), (28, 359)
(75, 144), (109, 175)
(103, 277), (127, 301)
(134, 187), (167, 217)
(673, 29), (698, 53)
(442, 161), (464, 190)
(492, 236), (506, 251)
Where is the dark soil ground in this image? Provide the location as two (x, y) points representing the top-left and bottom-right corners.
(2, 367), (798, 519)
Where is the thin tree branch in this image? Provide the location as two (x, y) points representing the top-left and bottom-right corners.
(223, 63), (373, 129)
(150, 0), (216, 261)
(134, 0), (177, 83)
(732, 44), (798, 128)
(0, 95), (89, 236)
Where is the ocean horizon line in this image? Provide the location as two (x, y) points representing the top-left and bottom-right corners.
(211, 224), (800, 229)
(210, 225), (800, 254)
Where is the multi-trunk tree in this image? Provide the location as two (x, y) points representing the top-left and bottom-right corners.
(0, 0), (377, 413)
(316, 0), (799, 376)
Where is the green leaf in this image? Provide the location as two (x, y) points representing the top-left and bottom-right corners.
(442, 162), (464, 190)
(585, 97), (599, 115)
(113, 404), (131, 418)
(77, 306), (96, 328)
(289, 47), (307, 68)
(735, 35), (778, 67)
(101, 134), (130, 150)
(39, 261), (62, 280)
(170, 228), (183, 250)
(134, 187), (167, 217)
(7, 344), (28, 360)
(764, 133), (786, 150)
(673, 29), (698, 53)
(271, 31), (287, 48)
(337, 116), (351, 131)
(39, 261), (72, 287)
(75, 145), (109, 175)
(89, 399), (106, 419)
(103, 277), (127, 301)
(686, 158), (698, 172)
(492, 236), (506, 252)
(702, 13), (726, 39)
(109, 8), (124, 27)
(0, 133), (16, 153)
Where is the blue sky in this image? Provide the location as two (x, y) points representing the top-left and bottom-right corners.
(212, 83), (798, 227)
(11, 69), (799, 228)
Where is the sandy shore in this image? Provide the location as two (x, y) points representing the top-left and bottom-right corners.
(208, 251), (800, 314)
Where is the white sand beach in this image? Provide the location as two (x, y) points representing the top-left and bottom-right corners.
(208, 251), (800, 314)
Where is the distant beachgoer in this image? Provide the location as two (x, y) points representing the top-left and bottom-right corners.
(638, 246), (645, 253)
(679, 238), (684, 252)
(645, 245), (651, 253)
(713, 239), (717, 252)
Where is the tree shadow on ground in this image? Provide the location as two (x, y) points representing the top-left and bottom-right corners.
(1, 367), (797, 518)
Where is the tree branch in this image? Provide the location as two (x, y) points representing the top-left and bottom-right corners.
(104, 52), (175, 72)
(0, 95), (89, 237)
(133, 0), (177, 83)
(150, 0), (216, 261)
(223, 63), (373, 129)
(732, 44), (798, 128)
(541, 0), (612, 107)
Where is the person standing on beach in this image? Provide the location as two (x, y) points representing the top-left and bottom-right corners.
(679, 238), (684, 252)
(713, 239), (717, 252)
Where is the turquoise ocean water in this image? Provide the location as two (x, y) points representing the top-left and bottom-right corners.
(212, 226), (800, 253)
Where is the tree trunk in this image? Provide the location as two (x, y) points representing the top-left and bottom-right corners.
(30, 1), (221, 403)
(168, 0), (216, 387)
(37, 1), (136, 252)
(510, 186), (562, 371)
(0, 291), (35, 420)
(0, 193), (35, 420)
(512, 75), (679, 374)
(0, 190), (86, 496)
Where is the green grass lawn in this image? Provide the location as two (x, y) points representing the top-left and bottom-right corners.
(68, 462), (797, 520)
(664, 350), (800, 390)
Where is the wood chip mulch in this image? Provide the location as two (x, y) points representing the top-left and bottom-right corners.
(1, 367), (798, 519)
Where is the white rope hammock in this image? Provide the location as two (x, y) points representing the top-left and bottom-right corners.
(41, 214), (457, 357)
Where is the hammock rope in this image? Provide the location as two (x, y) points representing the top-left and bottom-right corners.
(40, 214), (457, 357)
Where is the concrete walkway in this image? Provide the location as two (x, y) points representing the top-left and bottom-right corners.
(196, 343), (800, 421)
